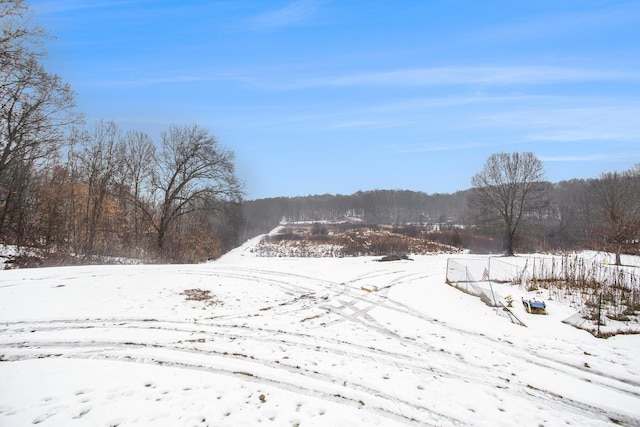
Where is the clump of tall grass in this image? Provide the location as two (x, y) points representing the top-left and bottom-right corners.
(522, 254), (639, 327)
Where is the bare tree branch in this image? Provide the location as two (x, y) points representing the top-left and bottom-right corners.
(470, 152), (547, 256)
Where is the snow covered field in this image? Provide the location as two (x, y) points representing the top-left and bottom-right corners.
(1, 235), (640, 426)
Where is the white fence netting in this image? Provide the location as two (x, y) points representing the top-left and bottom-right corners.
(446, 258), (498, 306)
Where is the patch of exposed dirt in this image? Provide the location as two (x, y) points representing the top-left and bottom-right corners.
(181, 288), (222, 307)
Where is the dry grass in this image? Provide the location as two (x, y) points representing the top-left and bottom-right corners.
(258, 223), (462, 258)
(181, 288), (221, 307)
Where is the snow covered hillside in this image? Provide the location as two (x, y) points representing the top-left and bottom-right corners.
(1, 234), (639, 426)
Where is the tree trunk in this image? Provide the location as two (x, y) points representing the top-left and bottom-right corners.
(505, 235), (515, 256)
(157, 216), (168, 255)
(157, 227), (165, 252)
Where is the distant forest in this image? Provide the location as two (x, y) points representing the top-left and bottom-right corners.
(241, 175), (638, 256)
(242, 190), (469, 237)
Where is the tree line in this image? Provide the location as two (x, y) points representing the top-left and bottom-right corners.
(1, 2), (243, 264)
(240, 190), (469, 241)
(242, 160), (640, 263)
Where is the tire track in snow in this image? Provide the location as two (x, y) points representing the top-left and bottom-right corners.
(2, 266), (637, 425)
(5, 311), (563, 424)
(0, 325), (457, 426)
(286, 267), (640, 415)
(3, 313), (637, 426)
(0, 318), (452, 382)
(6, 263), (638, 403)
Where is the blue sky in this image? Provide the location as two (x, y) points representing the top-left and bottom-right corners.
(30, 0), (640, 199)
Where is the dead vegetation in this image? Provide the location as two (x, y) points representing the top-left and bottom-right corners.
(181, 289), (221, 307)
(506, 255), (640, 337)
(510, 255), (639, 323)
(1, 246), (144, 269)
(254, 223), (462, 258)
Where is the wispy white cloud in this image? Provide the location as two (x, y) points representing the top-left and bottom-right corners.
(88, 65), (634, 92)
(243, 0), (319, 32)
(474, 2), (640, 42)
(80, 71), (260, 89)
(361, 94), (551, 114)
(325, 119), (403, 130)
(476, 105), (640, 143)
(31, 0), (137, 14)
(540, 152), (640, 162)
(395, 141), (496, 154)
(277, 66), (633, 90)
(525, 130), (629, 142)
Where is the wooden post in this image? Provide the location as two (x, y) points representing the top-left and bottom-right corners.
(597, 292), (603, 337)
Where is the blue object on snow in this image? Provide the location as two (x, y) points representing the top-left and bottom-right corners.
(529, 299), (546, 309)
(522, 297), (547, 314)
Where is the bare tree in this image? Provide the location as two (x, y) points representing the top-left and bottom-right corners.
(590, 169), (640, 265)
(140, 124), (244, 255)
(545, 179), (592, 250)
(471, 152), (547, 256)
(76, 120), (124, 255)
(118, 130), (155, 252)
(34, 162), (75, 246)
(0, 1), (79, 239)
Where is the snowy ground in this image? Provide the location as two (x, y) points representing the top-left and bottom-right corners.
(1, 235), (640, 426)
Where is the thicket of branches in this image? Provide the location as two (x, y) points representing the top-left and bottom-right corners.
(3, 120), (244, 264)
(1, 2), (243, 264)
